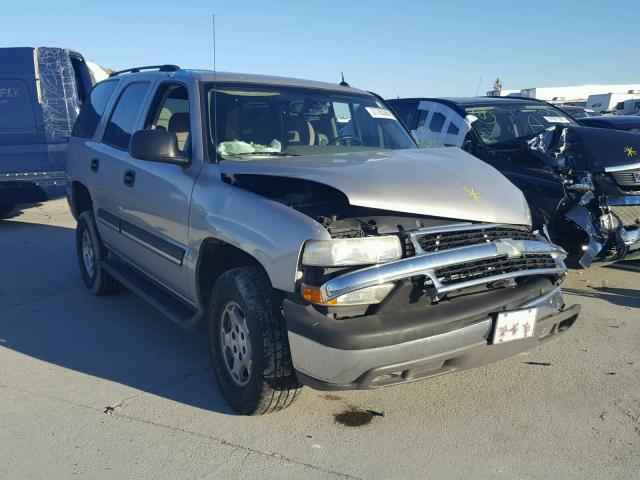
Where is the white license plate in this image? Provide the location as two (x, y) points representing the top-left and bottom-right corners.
(492, 308), (538, 344)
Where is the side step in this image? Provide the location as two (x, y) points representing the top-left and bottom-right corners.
(101, 257), (203, 330)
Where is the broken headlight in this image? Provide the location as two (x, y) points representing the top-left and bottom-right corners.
(301, 236), (402, 267)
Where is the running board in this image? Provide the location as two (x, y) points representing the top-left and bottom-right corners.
(101, 257), (203, 330)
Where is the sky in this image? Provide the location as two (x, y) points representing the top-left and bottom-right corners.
(1, 0), (639, 98)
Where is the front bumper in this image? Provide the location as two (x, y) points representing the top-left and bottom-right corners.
(566, 194), (640, 267)
(285, 281), (579, 390)
(318, 228), (567, 304)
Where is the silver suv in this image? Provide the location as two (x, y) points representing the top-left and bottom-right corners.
(66, 66), (580, 414)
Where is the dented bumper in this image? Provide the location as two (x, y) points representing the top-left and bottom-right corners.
(566, 193), (640, 267)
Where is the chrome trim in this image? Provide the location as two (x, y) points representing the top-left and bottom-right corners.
(605, 162), (640, 173)
(320, 238), (566, 303)
(521, 287), (563, 320)
(410, 223), (531, 235)
(0, 170), (66, 181)
(606, 195), (640, 207)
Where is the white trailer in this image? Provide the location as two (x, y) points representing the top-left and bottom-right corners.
(587, 92), (640, 113)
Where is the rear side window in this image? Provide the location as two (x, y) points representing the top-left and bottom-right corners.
(103, 82), (150, 150)
(0, 79), (36, 131)
(428, 112), (446, 133)
(447, 123), (459, 135)
(416, 109), (430, 128)
(72, 80), (118, 138)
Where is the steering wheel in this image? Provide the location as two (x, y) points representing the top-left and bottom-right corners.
(332, 135), (362, 146)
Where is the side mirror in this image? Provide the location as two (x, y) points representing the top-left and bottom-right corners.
(129, 129), (189, 165)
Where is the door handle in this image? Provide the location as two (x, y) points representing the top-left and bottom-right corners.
(90, 158), (100, 172)
(123, 169), (136, 187)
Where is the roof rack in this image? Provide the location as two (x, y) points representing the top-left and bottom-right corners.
(109, 64), (181, 77)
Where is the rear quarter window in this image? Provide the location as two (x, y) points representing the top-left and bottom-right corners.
(0, 79), (36, 131)
(72, 80), (119, 139)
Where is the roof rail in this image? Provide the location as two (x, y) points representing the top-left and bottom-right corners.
(109, 64), (181, 77)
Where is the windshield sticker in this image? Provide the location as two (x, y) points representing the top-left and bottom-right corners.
(365, 107), (396, 120)
(543, 116), (571, 124)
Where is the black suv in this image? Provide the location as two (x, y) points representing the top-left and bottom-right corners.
(388, 97), (640, 267)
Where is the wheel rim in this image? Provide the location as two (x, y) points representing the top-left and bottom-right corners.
(81, 229), (96, 278)
(220, 301), (252, 387)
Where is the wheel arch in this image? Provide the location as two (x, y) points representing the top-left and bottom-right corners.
(70, 181), (93, 219)
(195, 238), (270, 310)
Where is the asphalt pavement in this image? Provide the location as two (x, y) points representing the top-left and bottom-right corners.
(1, 199), (638, 479)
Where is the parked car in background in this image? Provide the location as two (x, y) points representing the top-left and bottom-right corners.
(556, 104), (599, 119)
(387, 97), (640, 267)
(615, 98), (640, 115)
(66, 66), (579, 414)
(579, 115), (640, 133)
(0, 47), (97, 217)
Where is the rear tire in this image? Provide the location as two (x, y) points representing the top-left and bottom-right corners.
(207, 266), (301, 415)
(76, 210), (119, 295)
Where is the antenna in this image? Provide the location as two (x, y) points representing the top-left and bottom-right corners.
(212, 14), (218, 160)
(475, 77), (482, 97)
(339, 72), (350, 87)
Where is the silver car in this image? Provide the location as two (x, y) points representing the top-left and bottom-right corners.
(66, 66), (580, 414)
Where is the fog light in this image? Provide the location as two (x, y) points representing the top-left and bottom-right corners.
(302, 283), (395, 306)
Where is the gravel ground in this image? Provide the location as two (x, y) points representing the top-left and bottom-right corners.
(1, 199), (638, 480)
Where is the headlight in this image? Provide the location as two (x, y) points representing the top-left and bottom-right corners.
(301, 236), (402, 267)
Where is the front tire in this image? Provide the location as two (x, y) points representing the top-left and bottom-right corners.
(207, 267), (301, 415)
(75, 210), (119, 295)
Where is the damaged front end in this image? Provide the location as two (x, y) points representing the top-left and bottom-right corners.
(221, 170), (580, 389)
(528, 126), (640, 267)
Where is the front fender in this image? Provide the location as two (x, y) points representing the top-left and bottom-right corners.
(188, 170), (330, 293)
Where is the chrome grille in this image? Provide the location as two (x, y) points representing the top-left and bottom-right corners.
(435, 254), (558, 286)
(611, 170), (640, 190)
(409, 225), (538, 255)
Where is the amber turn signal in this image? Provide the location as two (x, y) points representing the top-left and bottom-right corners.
(301, 286), (337, 305)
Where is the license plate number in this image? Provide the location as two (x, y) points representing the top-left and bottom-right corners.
(492, 308), (537, 344)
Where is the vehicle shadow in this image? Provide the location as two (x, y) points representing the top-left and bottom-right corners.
(0, 221), (237, 416)
(562, 286), (640, 309)
(0, 202), (42, 220)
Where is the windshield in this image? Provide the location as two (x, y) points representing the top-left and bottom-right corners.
(464, 102), (579, 145)
(204, 83), (416, 160)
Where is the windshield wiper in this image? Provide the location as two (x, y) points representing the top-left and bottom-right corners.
(232, 151), (300, 157)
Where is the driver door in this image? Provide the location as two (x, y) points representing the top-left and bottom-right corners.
(118, 81), (200, 300)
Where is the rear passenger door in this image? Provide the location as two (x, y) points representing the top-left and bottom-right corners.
(117, 81), (198, 300)
(68, 79), (123, 250)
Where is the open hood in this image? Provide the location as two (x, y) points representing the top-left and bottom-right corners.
(218, 148), (531, 226)
(529, 125), (640, 172)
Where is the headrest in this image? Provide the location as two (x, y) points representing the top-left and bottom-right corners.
(168, 112), (190, 133)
